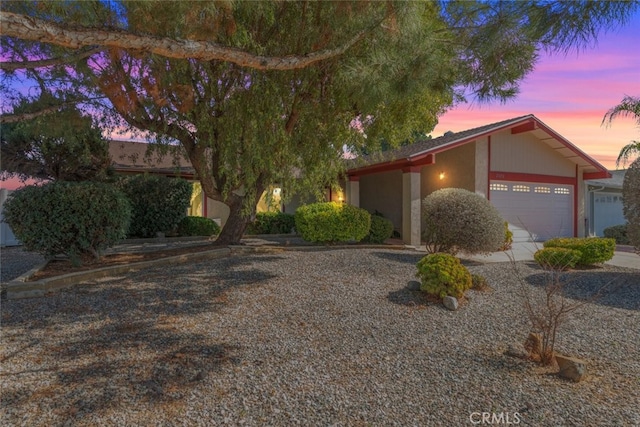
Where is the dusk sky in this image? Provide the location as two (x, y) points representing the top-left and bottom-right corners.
(432, 10), (640, 170)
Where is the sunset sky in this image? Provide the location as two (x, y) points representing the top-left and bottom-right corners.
(432, 11), (640, 170)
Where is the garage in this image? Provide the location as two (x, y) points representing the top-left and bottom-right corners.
(490, 181), (573, 242)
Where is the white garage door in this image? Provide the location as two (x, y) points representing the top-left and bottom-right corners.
(490, 181), (573, 242)
(593, 192), (625, 236)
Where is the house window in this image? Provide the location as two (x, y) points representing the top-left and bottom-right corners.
(513, 185), (530, 192)
(534, 186), (551, 194)
(490, 183), (508, 191)
(554, 187), (570, 195)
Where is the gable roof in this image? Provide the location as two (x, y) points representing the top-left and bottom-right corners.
(347, 114), (610, 179)
(109, 140), (196, 178)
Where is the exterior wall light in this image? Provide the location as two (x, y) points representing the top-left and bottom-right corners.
(273, 187), (282, 196)
(439, 171), (445, 180)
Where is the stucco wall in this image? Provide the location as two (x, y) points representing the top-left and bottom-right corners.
(491, 130), (575, 176)
(421, 142), (476, 198)
(359, 170), (403, 232)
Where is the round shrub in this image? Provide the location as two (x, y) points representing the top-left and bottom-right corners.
(623, 158), (640, 252)
(471, 274), (490, 291)
(246, 212), (296, 235)
(603, 224), (629, 245)
(3, 181), (131, 264)
(534, 247), (582, 270)
(117, 175), (192, 238)
(295, 202), (371, 243)
(422, 188), (504, 255)
(543, 237), (615, 265)
(177, 216), (220, 237)
(365, 213), (394, 244)
(415, 253), (472, 299)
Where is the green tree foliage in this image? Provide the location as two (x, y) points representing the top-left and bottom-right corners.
(0, 95), (112, 182)
(3, 182), (130, 265)
(421, 188), (504, 255)
(117, 175), (192, 238)
(623, 158), (640, 252)
(602, 95), (640, 167)
(2, 1), (637, 244)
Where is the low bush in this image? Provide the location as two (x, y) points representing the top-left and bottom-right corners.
(502, 222), (514, 250)
(422, 188), (504, 255)
(415, 253), (472, 299)
(246, 212), (296, 235)
(117, 175), (192, 238)
(534, 247), (582, 270)
(295, 202), (371, 243)
(603, 224), (630, 245)
(3, 181), (131, 265)
(471, 274), (490, 291)
(364, 212), (394, 244)
(543, 237), (615, 265)
(177, 216), (220, 237)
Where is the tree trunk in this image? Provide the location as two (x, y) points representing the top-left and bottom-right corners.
(215, 196), (250, 245)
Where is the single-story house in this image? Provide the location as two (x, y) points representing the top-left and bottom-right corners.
(0, 188), (20, 246)
(585, 169), (626, 237)
(344, 114), (611, 246)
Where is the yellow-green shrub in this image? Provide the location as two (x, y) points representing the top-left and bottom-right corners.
(534, 247), (582, 270)
(365, 213), (394, 244)
(295, 202), (371, 243)
(416, 253), (472, 298)
(543, 237), (615, 265)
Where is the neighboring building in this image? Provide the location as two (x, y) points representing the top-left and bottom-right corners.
(0, 189), (20, 247)
(344, 115), (610, 246)
(585, 169), (626, 237)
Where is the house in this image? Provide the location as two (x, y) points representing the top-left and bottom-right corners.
(344, 115), (610, 246)
(108, 140), (295, 226)
(0, 188), (20, 246)
(585, 169), (626, 236)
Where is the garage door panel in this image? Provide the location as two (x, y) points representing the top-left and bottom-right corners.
(490, 181), (573, 242)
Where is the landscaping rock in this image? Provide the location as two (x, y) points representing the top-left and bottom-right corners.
(505, 341), (529, 359)
(443, 296), (458, 311)
(406, 280), (421, 291)
(555, 354), (588, 382)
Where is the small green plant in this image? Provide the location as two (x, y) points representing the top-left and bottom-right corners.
(246, 212), (295, 235)
(3, 181), (131, 265)
(295, 202), (370, 243)
(534, 247), (582, 270)
(415, 253), (472, 299)
(177, 216), (220, 236)
(364, 212), (394, 244)
(502, 222), (513, 250)
(471, 274), (490, 291)
(603, 224), (629, 245)
(543, 237), (615, 265)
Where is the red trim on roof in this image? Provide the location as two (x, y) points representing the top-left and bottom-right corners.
(348, 175), (360, 182)
(402, 165), (422, 173)
(583, 171), (611, 180)
(511, 121), (536, 134)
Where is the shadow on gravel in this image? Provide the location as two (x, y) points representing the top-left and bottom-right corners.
(0, 254), (281, 423)
(525, 269), (640, 311)
(373, 251), (424, 265)
(387, 287), (434, 307)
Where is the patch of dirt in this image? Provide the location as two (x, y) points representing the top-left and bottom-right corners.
(29, 244), (222, 281)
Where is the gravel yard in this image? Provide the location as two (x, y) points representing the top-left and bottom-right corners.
(1, 248), (639, 426)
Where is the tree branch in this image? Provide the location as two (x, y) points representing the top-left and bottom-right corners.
(1, 11), (369, 70)
(0, 47), (102, 71)
(0, 104), (64, 123)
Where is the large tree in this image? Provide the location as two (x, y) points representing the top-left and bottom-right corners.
(1, 1), (637, 244)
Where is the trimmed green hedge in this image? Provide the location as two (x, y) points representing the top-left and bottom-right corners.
(246, 212), (295, 235)
(117, 175), (192, 238)
(365, 213), (394, 244)
(3, 181), (131, 265)
(416, 253), (472, 298)
(543, 237), (615, 265)
(534, 247), (582, 270)
(295, 202), (371, 243)
(177, 216), (220, 237)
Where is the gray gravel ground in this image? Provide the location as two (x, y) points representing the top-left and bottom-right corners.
(1, 248), (639, 426)
(0, 246), (45, 284)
